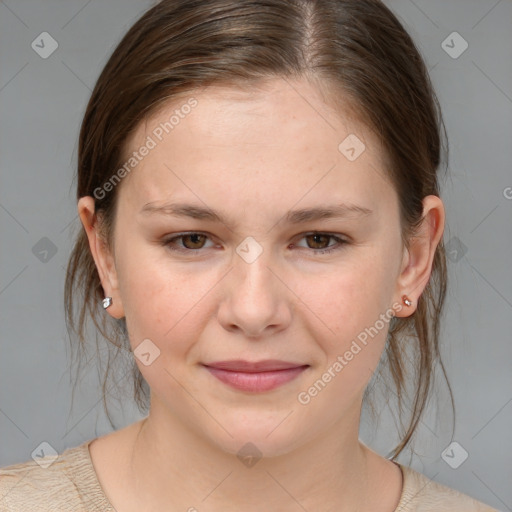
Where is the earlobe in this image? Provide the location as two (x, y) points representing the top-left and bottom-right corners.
(402, 295), (412, 307)
(77, 196), (125, 319)
(393, 195), (445, 317)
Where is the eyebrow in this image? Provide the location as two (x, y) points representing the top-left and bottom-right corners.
(139, 201), (373, 227)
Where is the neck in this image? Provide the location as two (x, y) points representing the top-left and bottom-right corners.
(128, 394), (374, 511)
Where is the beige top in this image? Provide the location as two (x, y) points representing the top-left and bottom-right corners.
(0, 439), (499, 511)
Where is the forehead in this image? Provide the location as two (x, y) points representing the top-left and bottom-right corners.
(117, 78), (391, 212)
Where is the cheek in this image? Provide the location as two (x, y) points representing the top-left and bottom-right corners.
(116, 243), (219, 357)
(293, 262), (395, 435)
(302, 254), (393, 336)
(296, 249), (397, 386)
(118, 260), (218, 400)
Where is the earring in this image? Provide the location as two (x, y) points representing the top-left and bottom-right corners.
(102, 296), (113, 309)
(402, 295), (412, 307)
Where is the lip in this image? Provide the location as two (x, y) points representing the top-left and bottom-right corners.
(204, 359), (307, 372)
(202, 360), (309, 392)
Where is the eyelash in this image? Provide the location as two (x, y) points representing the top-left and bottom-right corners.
(161, 232), (349, 256)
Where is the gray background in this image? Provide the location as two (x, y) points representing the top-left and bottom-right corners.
(0, 0), (511, 510)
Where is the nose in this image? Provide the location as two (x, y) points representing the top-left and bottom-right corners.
(217, 248), (292, 338)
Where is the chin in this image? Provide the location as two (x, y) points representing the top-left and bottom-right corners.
(215, 434), (299, 462)
(202, 416), (306, 461)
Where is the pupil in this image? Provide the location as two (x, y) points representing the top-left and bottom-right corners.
(311, 234), (327, 248)
(187, 234), (203, 248)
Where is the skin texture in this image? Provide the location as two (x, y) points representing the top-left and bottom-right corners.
(78, 77), (445, 511)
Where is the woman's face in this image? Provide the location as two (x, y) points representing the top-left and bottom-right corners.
(84, 78), (416, 456)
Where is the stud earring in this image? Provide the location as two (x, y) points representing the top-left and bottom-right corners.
(102, 296), (113, 309)
(402, 295), (412, 307)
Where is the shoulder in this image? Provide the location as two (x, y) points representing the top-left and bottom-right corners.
(0, 440), (114, 512)
(396, 463), (500, 512)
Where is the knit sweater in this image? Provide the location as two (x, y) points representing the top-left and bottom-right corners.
(0, 439), (500, 511)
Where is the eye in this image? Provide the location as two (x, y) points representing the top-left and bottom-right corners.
(162, 232), (215, 254)
(161, 231), (349, 256)
(293, 232), (349, 255)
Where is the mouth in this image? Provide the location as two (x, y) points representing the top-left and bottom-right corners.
(201, 360), (310, 392)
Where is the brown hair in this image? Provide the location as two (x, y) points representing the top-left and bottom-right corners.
(64, 0), (454, 459)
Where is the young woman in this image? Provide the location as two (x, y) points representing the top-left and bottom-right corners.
(0, 1), (499, 510)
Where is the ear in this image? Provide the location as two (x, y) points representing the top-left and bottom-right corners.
(77, 196), (125, 319)
(393, 195), (445, 317)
